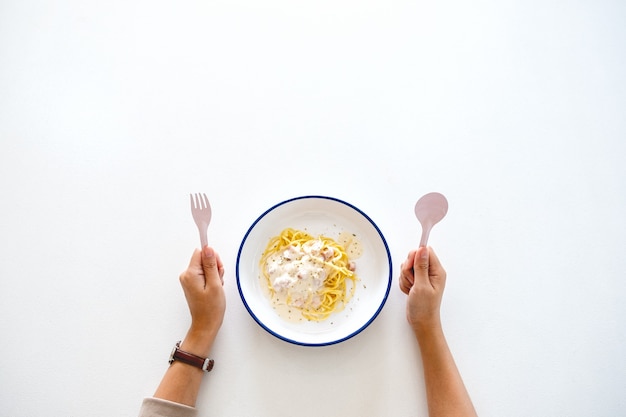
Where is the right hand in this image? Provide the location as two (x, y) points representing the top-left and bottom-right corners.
(399, 246), (446, 334)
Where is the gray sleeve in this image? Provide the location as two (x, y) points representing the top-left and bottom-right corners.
(138, 397), (198, 417)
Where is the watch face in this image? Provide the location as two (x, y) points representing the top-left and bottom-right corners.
(168, 344), (178, 364)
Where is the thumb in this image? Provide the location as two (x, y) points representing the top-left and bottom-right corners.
(201, 246), (222, 286)
(413, 246), (430, 285)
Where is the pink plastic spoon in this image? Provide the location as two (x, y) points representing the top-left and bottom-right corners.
(414, 192), (448, 247)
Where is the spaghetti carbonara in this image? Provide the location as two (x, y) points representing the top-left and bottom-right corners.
(260, 228), (360, 322)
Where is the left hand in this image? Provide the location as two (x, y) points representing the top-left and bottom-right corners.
(179, 246), (226, 355)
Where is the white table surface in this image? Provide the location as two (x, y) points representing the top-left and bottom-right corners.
(1, 1), (625, 416)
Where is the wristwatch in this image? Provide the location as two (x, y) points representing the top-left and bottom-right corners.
(168, 341), (214, 372)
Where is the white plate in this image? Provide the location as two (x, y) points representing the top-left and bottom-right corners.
(236, 196), (392, 346)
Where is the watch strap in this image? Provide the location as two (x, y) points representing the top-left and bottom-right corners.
(169, 341), (214, 372)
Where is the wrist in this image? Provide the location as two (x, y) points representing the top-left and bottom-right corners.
(169, 341), (215, 373)
(411, 317), (443, 341)
(180, 328), (218, 357)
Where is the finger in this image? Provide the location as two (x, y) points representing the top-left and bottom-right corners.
(412, 246), (430, 286)
(427, 247), (442, 271)
(399, 250), (417, 294)
(180, 249), (204, 288)
(399, 274), (412, 294)
(201, 246), (223, 287)
(188, 248), (202, 269)
(401, 251), (417, 283)
(426, 247), (446, 287)
(215, 251), (225, 283)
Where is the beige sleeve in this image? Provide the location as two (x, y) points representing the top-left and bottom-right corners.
(138, 397), (198, 417)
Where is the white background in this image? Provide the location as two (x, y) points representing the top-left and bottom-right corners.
(1, 1), (625, 416)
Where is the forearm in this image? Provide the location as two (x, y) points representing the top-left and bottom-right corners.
(415, 324), (477, 417)
(153, 328), (218, 407)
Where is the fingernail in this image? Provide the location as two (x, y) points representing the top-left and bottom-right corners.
(203, 246), (215, 258)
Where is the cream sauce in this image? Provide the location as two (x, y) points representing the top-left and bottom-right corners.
(260, 232), (363, 323)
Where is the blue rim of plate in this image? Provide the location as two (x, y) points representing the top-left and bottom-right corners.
(236, 195), (392, 347)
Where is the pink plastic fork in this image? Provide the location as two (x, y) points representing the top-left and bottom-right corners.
(190, 193), (212, 248)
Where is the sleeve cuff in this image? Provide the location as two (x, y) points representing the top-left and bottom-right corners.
(138, 397), (198, 417)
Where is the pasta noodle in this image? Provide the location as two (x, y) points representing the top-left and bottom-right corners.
(260, 227), (358, 322)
